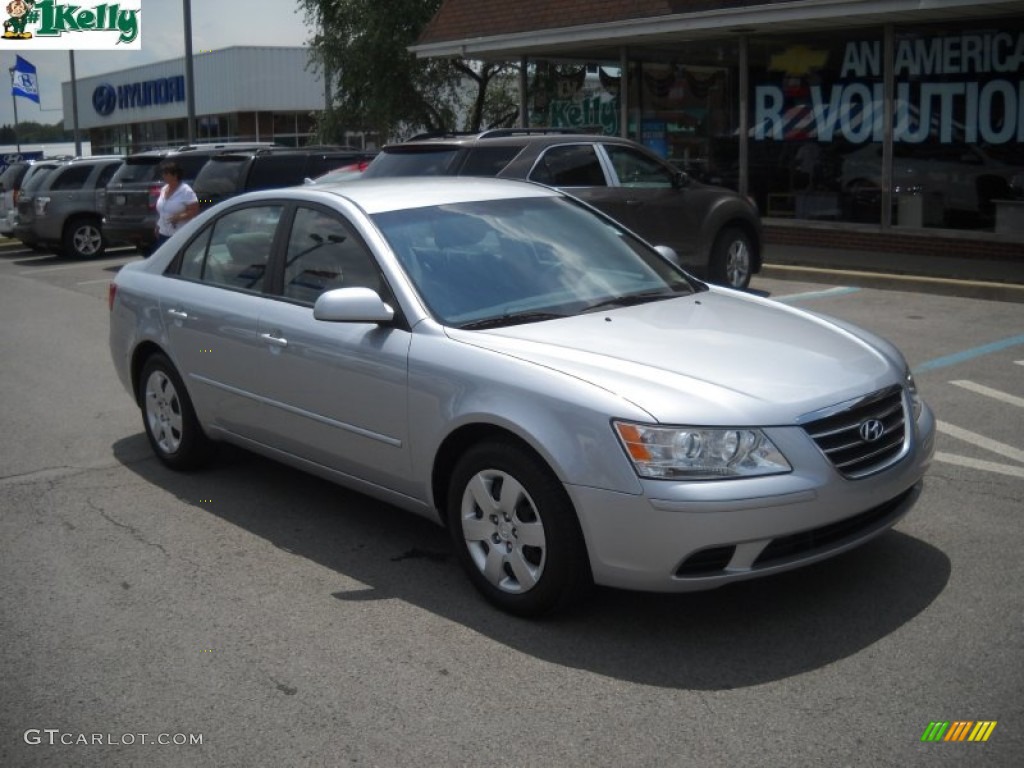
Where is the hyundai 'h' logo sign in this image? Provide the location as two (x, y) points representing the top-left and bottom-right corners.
(93, 83), (117, 116)
(859, 419), (885, 442)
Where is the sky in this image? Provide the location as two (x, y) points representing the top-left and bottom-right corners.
(0, 0), (314, 128)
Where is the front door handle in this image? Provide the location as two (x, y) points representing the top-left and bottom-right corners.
(166, 308), (188, 320)
(259, 332), (288, 348)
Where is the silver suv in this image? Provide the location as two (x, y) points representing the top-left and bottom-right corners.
(15, 156), (123, 258)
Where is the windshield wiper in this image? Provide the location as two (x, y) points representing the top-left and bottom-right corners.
(581, 289), (679, 313)
(458, 311), (567, 330)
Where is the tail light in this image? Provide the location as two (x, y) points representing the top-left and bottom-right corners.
(13, 188), (20, 205)
(108, 282), (117, 311)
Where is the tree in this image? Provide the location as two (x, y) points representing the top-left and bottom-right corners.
(300, 0), (518, 142)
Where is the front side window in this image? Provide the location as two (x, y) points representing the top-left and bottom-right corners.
(282, 206), (382, 303)
(604, 145), (675, 187)
(174, 204), (283, 291)
(529, 145), (607, 186)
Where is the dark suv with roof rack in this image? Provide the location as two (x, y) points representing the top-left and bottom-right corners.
(362, 128), (761, 290)
(103, 143), (278, 252)
(192, 146), (377, 211)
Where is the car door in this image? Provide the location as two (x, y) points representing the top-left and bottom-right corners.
(254, 204), (413, 491)
(599, 143), (701, 261)
(159, 202), (284, 440)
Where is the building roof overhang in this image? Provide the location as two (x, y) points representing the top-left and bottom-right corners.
(412, 0), (1024, 60)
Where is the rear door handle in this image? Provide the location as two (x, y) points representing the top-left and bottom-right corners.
(259, 332), (288, 348)
(166, 308), (188, 320)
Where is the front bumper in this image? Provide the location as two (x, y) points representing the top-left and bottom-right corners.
(568, 402), (935, 592)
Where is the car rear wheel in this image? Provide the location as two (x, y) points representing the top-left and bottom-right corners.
(447, 439), (591, 617)
(63, 217), (106, 259)
(139, 354), (211, 470)
(709, 226), (753, 290)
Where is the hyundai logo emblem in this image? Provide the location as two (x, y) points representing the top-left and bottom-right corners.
(859, 419), (885, 442)
(92, 84), (117, 117)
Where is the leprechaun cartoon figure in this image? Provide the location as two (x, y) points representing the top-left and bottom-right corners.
(3, 0), (36, 39)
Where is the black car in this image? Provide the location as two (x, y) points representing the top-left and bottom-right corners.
(362, 129), (762, 289)
(192, 146), (377, 211)
(103, 143), (277, 252)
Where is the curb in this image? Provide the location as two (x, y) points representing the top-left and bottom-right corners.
(760, 264), (1024, 304)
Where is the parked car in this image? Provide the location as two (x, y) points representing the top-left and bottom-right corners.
(192, 146), (377, 210)
(0, 159), (39, 237)
(109, 177), (934, 616)
(362, 129), (762, 289)
(103, 143), (279, 252)
(15, 156), (124, 258)
(2, 159), (64, 244)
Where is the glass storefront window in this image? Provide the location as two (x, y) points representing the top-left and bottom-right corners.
(749, 29), (882, 223)
(530, 62), (622, 136)
(626, 41), (739, 186)
(893, 18), (1024, 231)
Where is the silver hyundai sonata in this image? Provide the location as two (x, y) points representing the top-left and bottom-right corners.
(109, 177), (935, 616)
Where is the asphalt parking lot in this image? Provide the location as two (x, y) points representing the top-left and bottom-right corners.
(1, 241), (1022, 767)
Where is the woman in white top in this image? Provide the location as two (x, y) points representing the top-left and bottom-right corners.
(151, 160), (199, 255)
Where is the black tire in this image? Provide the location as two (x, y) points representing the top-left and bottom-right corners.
(708, 226), (754, 291)
(62, 216), (106, 259)
(138, 353), (212, 470)
(447, 439), (592, 617)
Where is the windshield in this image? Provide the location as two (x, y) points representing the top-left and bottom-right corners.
(371, 196), (697, 327)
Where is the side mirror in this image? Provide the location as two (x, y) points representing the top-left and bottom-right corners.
(313, 287), (395, 324)
(673, 170), (691, 190)
(654, 245), (681, 266)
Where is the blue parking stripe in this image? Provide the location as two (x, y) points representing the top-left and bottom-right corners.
(914, 333), (1024, 373)
(773, 286), (861, 303)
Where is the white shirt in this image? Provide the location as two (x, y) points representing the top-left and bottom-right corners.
(155, 182), (199, 236)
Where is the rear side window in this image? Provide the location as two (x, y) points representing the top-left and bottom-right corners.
(22, 165), (58, 193)
(96, 163), (121, 188)
(174, 154), (214, 180)
(363, 148), (461, 177)
(48, 165), (93, 191)
(529, 145), (607, 187)
(193, 157), (248, 197)
(458, 146), (522, 176)
(246, 155), (307, 190)
(177, 204), (283, 291)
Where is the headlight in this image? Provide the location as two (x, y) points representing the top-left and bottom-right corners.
(905, 366), (922, 420)
(613, 421), (792, 480)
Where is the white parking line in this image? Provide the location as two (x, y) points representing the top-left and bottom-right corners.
(18, 257), (135, 275)
(950, 380), (1024, 409)
(936, 420), (1024, 464)
(76, 278), (114, 286)
(934, 452), (1024, 479)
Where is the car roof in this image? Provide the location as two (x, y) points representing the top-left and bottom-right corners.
(232, 177), (560, 215)
(385, 128), (615, 151)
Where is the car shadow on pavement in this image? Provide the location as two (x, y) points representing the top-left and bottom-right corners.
(113, 435), (950, 691)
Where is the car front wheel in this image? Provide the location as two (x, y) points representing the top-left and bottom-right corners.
(709, 226), (753, 290)
(139, 354), (211, 470)
(447, 439), (591, 617)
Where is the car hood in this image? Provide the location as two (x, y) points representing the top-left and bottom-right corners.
(445, 289), (899, 425)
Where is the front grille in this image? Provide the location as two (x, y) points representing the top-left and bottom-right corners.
(802, 385), (906, 478)
(753, 487), (914, 567)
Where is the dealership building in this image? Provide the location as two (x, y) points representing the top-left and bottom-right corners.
(61, 47), (328, 154)
(415, 0), (1024, 267)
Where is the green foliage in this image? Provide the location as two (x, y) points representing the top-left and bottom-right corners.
(300, 0), (518, 140)
(0, 120), (71, 144)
